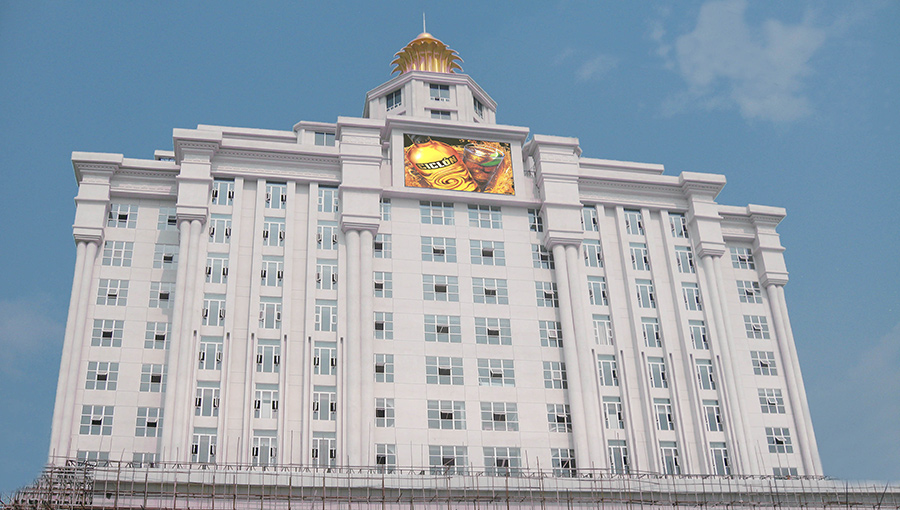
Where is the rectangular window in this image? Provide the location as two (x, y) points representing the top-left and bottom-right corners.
(473, 97), (485, 118)
(251, 432), (278, 467)
(703, 400), (723, 432)
(532, 244), (554, 269)
(149, 282), (174, 309)
(376, 444), (396, 473)
(536, 281), (559, 307)
(132, 452), (157, 468)
(642, 317), (661, 347)
(135, 407), (162, 438)
(265, 182), (288, 209)
(547, 404), (572, 432)
(316, 221), (339, 250)
(380, 198), (391, 220)
(475, 317), (511, 345)
(425, 356), (464, 385)
(374, 272), (392, 298)
(256, 340), (281, 373)
(420, 201), (454, 225)
(751, 351), (778, 375)
(528, 208), (544, 232)
(468, 204), (502, 229)
(470, 240), (506, 266)
(603, 397), (624, 430)
(195, 383), (220, 417)
(690, 320), (709, 349)
(660, 441), (682, 475)
(737, 280), (763, 303)
(97, 279), (128, 306)
(311, 433), (336, 467)
(317, 186), (339, 213)
(583, 240), (603, 268)
(374, 312), (393, 340)
(386, 89), (402, 110)
(654, 398), (674, 431)
(696, 359), (716, 390)
(211, 179), (234, 206)
(683, 283), (702, 311)
(423, 274), (459, 302)
(316, 259), (338, 290)
(552, 448), (577, 477)
(425, 315), (462, 343)
(253, 385), (279, 419)
(102, 241), (133, 267)
(91, 319), (123, 347)
(478, 358), (515, 387)
(202, 294), (226, 326)
(206, 254), (229, 284)
(260, 256), (283, 287)
(582, 206), (598, 232)
(208, 214), (232, 244)
(428, 445), (467, 475)
(427, 400), (466, 430)
(259, 298), (283, 329)
(588, 276), (609, 306)
(670, 213), (689, 238)
(315, 132), (336, 146)
(624, 209), (644, 235)
(598, 354), (619, 386)
(144, 321), (170, 349)
(481, 402), (518, 431)
(636, 279), (656, 309)
(540, 320), (563, 347)
(421, 236), (457, 262)
(262, 218), (286, 247)
(593, 314), (613, 345)
(158, 206), (178, 230)
(375, 398), (395, 427)
(107, 204), (137, 228)
(315, 299), (337, 332)
(675, 246), (695, 273)
(198, 337), (223, 371)
(313, 342), (336, 376)
(375, 354), (394, 382)
(140, 364), (165, 392)
(608, 440), (630, 474)
(80, 405), (113, 435)
(191, 429), (217, 464)
(773, 467), (799, 478)
(744, 315), (771, 339)
(648, 357), (668, 388)
(759, 388), (786, 414)
(312, 386), (337, 421)
(730, 247), (756, 269)
(472, 277), (508, 304)
(766, 427), (793, 453)
(374, 234), (391, 258)
(85, 361), (118, 390)
(429, 83), (450, 101)
(543, 361), (567, 389)
(630, 243), (650, 271)
(483, 447), (521, 476)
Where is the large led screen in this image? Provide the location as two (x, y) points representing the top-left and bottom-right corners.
(403, 134), (514, 195)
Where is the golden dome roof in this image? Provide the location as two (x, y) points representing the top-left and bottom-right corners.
(390, 32), (463, 75)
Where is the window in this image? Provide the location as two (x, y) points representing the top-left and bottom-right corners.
(543, 361), (567, 389)
(91, 319), (123, 347)
(107, 204), (137, 228)
(158, 206), (178, 230)
(608, 440), (630, 474)
(429, 83), (450, 101)
(265, 182), (288, 209)
(481, 402), (518, 431)
(598, 355), (619, 386)
(636, 279), (656, 308)
(252, 385), (279, 420)
(603, 397), (624, 430)
(317, 186), (339, 213)
(206, 254), (229, 284)
(690, 320), (709, 349)
(473, 97), (485, 118)
(132, 452), (157, 468)
(140, 364), (165, 392)
(759, 388), (786, 414)
(730, 247), (756, 269)
(468, 205), (502, 229)
(80, 405), (113, 435)
(375, 312), (393, 340)
(311, 433), (336, 467)
(375, 354), (394, 382)
(738, 280), (763, 303)
(428, 400), (466, 430)
(195, 383), (220, 417)
(648, 357), (668, 388)
(540, 320), (563, 347)
(316, 259), (338, 290)
(425, 315), (461, 343)
(315, 299), (337, 332)
(421, 236), (457, 262)
(552, 448), (577, 477)
(97, 279), (128, 306)
(260, 256), (283, 287)
(149, 282), (174, 309)
(85, 361), (118, 390)
(316, 221), (339, 250)
(144, 322), (170, 349)
(315, 131), (336, 146)
(256, 340), (281, 373)
(683, 283), (702, 311)
(191, 429), (217, 464)
(470, 240), (505, 265)
(696, 359), (716, 390)
(593, 314), (613, 345)
(209, 214), (232, 244)
(374, 234), (391, 258)
(773, 467), (799, 478)
(744, 315), (771, 339)
(483, 447), (520, 476)
(624, 209), (644, 235)
(380, 198), (391, 220)
(751, 351), (778, 375)
(425, 356), (463, 385)
(202, 294), (226, 326)
(766, 427), (793, 453)
(430, 110), (451, 120)
(478, 358), (515, 387)
(475, 317), (511, 345)
(675, 246), (695, 273)
(547, 404), (572, 432)
(642, 317), (661, 347)
(211, 179), (234, 206)
(423, 274), (459, 301)
(583, 240), (603, 268)
(630, 243), (650, 271)
(703, 400), (723, 432)
(102, 241), (133, 267)
(313, 342), (336, 375)
(582, 206), (598, 231)
(260, 298), (283, 329)
(528, 208), (544, 232)
(374, 272), (392, 298)
(429, 445), (467, 475)
(312, 386), (337, 421)
(376, 444), (396, 473)
(473, 277), (508, 304)
(420, 201), (454, 225)
(654, 399), (674, 431)
(532, 244), (554, 269)
(587, 276), (609, 306)
(198, 337), (223, 370)
(262, 218), (286, 247)
(252, 432), (278, 467)
(535, 281), (559, 307)
(375, 398), (395, 427)
(669, 213), (689, 238)
(660, 442), (682, 475)
(386, 89), (402, 110)
(135, 407), (162, 438)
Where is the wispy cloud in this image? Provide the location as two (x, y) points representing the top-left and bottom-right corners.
(0, 297), (64, 377)
(657, 0), (827, 123)
(576, 54), (619, 82)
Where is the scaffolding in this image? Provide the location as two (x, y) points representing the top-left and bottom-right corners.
(5, 460), (900, 510)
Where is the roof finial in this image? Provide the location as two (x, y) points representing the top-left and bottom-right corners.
(423, 12), (426, 34)
(391, 28), (463, 75)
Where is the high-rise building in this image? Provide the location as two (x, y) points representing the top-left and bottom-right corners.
(46, 29), (827, 490)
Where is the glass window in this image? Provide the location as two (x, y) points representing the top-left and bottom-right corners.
(427, 400), (466, 430)
(683, 283), (702, 311)
(624, 209), (644, 235)
(542, 361), (567, 389)
(107, 204), (137, 228)
(315, 132), (336, 146)
(386, 89), (402, 110)
(751, 351), (778, 375)
(425, 356), (463, 385)
(593, 314), (613, 345)
(759, 388), (786, 414)
(468, 204), (502, 229)
(374, 354), (394, 382)
(533, 244), (554, 269)
(102, 241), (133, 267)
(481, 402), (518, 431)
(265, 182), (287, 209)
(675, 246), (695, 273)
(598, 354), (619, 386)
(421, 236), (457, 262)
(470, 240), (505, 265)
(420, 201), (454, 225)
(730, 246), (755, 269)
(477, 358), (515, 387)
(473, 277), (508, 304)
(696, 359), (716, 390)
(535, 282), (558, 307)
(423, 274), (459, 301)
(425, 315), (461, 343)
(547, 404), (571, 432)
(91, 319), (123, 347)
(669, 213), (688, 238)
(211, 179), (234, 206)
(744, 315), (771, 339)
(475, 317), (511, 345)
(539, 320), (563, 348)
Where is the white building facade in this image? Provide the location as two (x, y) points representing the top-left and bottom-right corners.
(49, 32), (822, 479)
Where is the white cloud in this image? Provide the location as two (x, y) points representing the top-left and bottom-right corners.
(0, 298), (64, 376)
(576, 54), (618, 82)
(662, 0), (827, 123)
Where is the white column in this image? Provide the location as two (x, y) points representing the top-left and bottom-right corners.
(551, 244), (592, 471)
(173, 219), (203, 458)
(564, 244), (604, 468)
(344, 229), (362, 466)
(359, 229), (375, 465)
(161, 219), (191, 460)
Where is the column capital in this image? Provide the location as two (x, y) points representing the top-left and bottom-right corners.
(761, 274), (789, 287)
(544, 234), (582, 250)
(72, 228), (103, 246)
(176, 208), (209, 224)
(340, 218), (379, 234)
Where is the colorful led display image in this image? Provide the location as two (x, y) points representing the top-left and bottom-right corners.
(404, 134), (514, 195)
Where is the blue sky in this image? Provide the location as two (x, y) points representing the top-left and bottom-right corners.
(1, 0), (897, 494)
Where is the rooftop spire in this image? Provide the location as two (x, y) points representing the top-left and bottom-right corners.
(390, 29), (462, 75)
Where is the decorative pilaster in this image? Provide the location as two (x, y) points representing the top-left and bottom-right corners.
(359, 229), (376, 465)
(344, 229), (362, 466)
